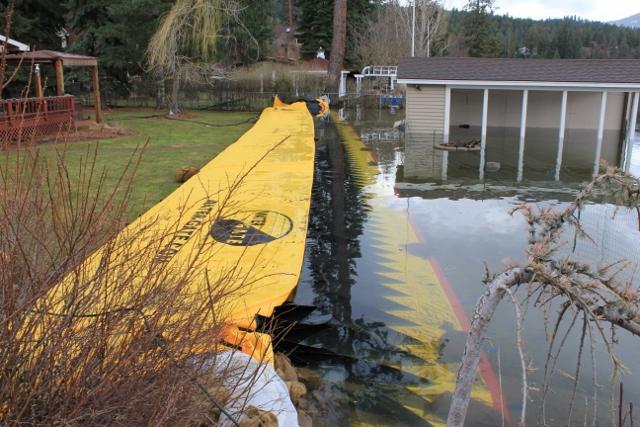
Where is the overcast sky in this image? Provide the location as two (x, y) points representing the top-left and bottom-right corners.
(445, 0), (637, 22)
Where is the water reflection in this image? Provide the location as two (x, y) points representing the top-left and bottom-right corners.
(300, 119), (446, 426)
(404, 126), (623, 184)
(297, 107), (640, 427)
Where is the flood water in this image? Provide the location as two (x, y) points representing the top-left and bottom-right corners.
(295, 107), (640, 426)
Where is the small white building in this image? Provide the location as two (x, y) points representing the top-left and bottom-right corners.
(0, 35), (29, 53)
(397, 57), (640, 178)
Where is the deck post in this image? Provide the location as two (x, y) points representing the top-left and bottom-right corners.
(54, 59), (64, 96)
(594, 91), (608, 175)
(479, 88), (489, 180)
(517, 89), (528, 182)
(624, 91), (639, 172)
(34, 64), (44, 98)
(443, 86), (451, 145)
(91, 65), (103, 123)
(441, 152), (449, 181)
(355, 74), (363, 97)
(555, 90), (568, 181)
(338, 70), (348, 98)
(441, 86), (451, 182)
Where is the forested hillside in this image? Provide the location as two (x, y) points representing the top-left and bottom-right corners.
(1, 0), (639, 98)
(447, 9), (640, 59)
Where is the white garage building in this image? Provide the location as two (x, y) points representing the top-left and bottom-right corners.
(397, 57), (640, 180)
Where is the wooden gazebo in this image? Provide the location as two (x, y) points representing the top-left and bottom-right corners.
(4, 50), (102, 123)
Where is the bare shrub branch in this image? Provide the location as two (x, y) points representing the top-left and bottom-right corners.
(448, 166), (640, 427)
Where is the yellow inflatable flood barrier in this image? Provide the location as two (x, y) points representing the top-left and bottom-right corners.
(332, 114), (506, 425)
(40, 99), (315, 363)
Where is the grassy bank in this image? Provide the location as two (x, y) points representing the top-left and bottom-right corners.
(41, 109), (257, 219)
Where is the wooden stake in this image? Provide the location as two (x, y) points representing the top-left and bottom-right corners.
(34, 64), (44, 98)
(91, 65), (102, 123)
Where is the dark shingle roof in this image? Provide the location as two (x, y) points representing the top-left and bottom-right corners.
(4, 50), (97, 66)
(397, 57), (640, 84)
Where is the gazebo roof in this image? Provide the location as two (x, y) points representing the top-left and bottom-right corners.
(4, 50), (97, 67)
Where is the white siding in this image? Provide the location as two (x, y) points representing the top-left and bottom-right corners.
(406, 85), (446, 138)
(404, 86), (445, 179)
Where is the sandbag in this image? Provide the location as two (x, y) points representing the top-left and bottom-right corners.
(213, 350), (299, 427)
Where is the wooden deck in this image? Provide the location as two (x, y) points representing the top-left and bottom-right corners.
(0, 95), (75, 145)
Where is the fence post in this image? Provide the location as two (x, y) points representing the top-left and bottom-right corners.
(91, 66), (103, 123)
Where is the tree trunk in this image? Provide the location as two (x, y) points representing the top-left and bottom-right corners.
(155, 80), (167, 110)
(328, 0), (348, 81)
(447, 268), (532, 427)
(169, 76), (180, 115)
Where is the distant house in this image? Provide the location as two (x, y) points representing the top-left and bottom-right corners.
(0, 35), (29, 53)
(397, 57), (640, 177)
(269, 24), (301, 62)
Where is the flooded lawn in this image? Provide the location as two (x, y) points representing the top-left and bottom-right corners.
(296, 108), (640, 426)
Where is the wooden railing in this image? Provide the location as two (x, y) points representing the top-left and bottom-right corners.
(0, 95), (75, 145)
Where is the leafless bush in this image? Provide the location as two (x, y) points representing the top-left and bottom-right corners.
(229, 62), (331, 97)
(1, 4), (281, 424)
(0, 126), (289, 427)
(1, 144), (209, 425)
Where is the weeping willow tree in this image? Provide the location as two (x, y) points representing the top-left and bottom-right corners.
(147, 0), (238, 114)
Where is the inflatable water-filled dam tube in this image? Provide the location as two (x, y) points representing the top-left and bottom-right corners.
(40, 98), (317, 362)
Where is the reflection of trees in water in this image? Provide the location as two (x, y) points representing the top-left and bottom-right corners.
(305, 121), (444, 426)
(308, 120), (368, 328)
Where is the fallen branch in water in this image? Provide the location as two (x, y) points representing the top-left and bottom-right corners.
(447, 268), (533, 427)
(447, 166), (640, 427)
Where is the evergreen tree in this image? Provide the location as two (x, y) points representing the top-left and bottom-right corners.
(463, 0), (499, 57)
(65, 0), (173, 96)
(448, 8), (640, 59)
(102, 1), (174, 77)
(297, 0), (334, 58)
(220, 0), (274, 64)
(296, 0), (378, 67)
(65, 0), (110, 57)
(0, 1), (67, 50)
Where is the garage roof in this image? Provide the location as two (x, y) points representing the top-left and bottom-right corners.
(397, 57), (640, 89)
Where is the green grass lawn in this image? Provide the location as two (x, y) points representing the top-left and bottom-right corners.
(41, 109), (257, 219)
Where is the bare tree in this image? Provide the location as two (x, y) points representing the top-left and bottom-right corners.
(447, 166), (640, 427)
(354, 1), (447, 66)
(404, 0), (447, 58)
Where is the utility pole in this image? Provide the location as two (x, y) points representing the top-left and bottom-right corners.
(411, 1), (416, 57)
(427, 18), (430, 57)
